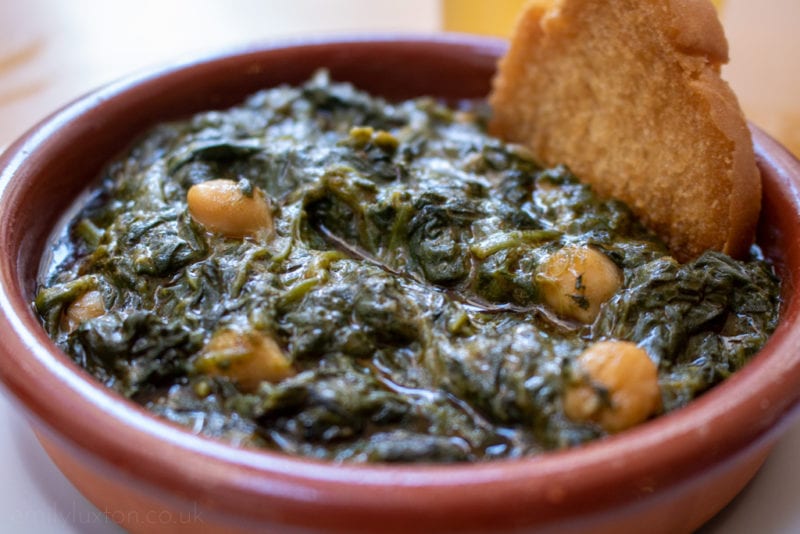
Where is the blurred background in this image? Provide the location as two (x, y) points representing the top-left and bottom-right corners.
(0, 0), (798, 154)
(1, 1), (799, 533)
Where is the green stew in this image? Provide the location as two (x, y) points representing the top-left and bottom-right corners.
(35, 72), (781, 462)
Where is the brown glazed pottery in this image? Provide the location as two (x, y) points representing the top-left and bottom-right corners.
(1, 36), (800, 534)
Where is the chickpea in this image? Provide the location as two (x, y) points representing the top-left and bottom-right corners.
(564, 341), (661, 433)
(194, 328), (294, 392)
(348, 126), (374, 147)
(373, 130), (399, 152)
(61, 290), (105, 333)
(187, 179), (272, 238)
(536, 245), (623, 323)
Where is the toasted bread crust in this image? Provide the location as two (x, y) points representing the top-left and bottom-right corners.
(489, 0), (760, 260)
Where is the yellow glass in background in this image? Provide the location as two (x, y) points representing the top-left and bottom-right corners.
(441, 0), (528, 36)
(442, 0), (725, 36)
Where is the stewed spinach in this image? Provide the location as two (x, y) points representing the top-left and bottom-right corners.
(35, 72), (780, 462)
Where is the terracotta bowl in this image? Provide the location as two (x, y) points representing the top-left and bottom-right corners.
(1, 36), (800, 534)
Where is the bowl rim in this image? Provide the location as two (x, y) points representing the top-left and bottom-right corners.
(1, 34), (800, 527)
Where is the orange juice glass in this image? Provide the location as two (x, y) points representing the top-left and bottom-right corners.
(441, 0), (528, 36)
(441, 0), (724, 36)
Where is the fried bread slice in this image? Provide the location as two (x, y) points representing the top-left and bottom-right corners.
(489, 0), (760, 261)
